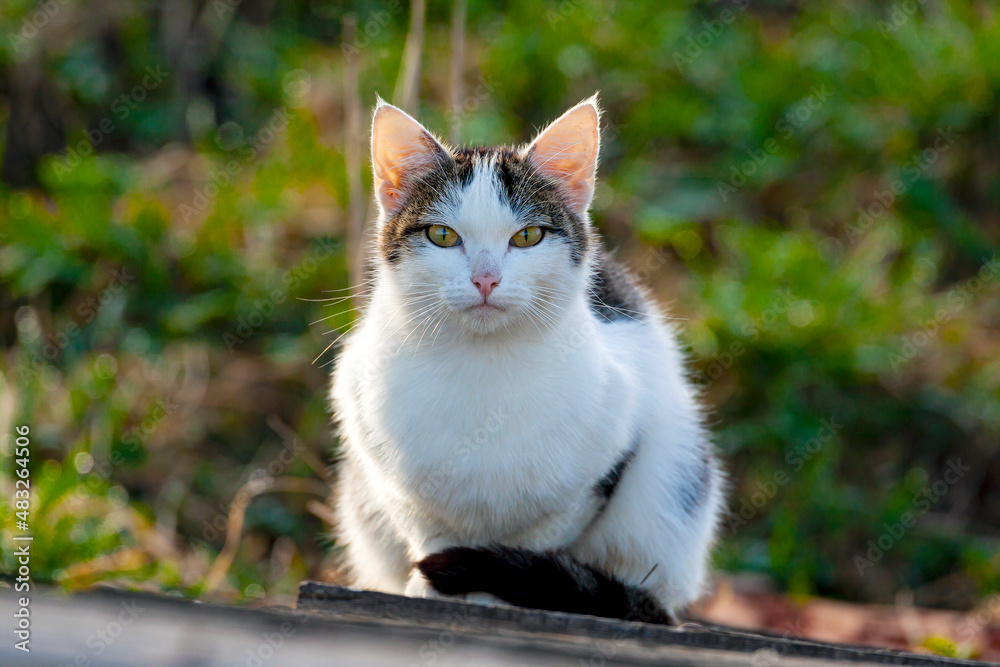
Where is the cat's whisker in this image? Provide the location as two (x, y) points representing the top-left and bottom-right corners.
(413, 304), (448, 354)
(316, 296), (440, 366)
(586, 289), (646, 323)
(310, 305), (366, 326)
(310, 280), (439, 304)
(529, 290), (567, 314)
(429, 310), (451, 347)
(535, 307), (560, 333)
(371, 295), (437, 341)
(531, 286), (569, 300)
(302, 279), (379, 303)
(397, 304), (444, 355)
(313, 290), (441, 329)
(312, 293), (442, 371)
(532, 298), (562, 323)
(386, 308), (437, 344)
(298, 294), (356, 304)
(522, 302), (553, 339)
(321, 278), (377, 293)
(395, 298), (447, 341)
(312, 331), (349, 366)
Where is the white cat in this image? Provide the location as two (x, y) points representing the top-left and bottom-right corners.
(330, 95), (723, 621)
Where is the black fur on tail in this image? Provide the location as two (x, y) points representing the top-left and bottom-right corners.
(416, 546), (673, 625)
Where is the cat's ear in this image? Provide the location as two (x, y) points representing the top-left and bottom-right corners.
(524, 95), (601, 217)
(371, 98), (451, 217)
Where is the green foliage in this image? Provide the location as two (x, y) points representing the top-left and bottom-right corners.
(0, 0), (998, 607)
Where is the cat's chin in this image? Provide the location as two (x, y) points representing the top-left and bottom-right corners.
(465, 302), (505, 320)
(456, 302), (520, 334)
(469, 303), (506, 315)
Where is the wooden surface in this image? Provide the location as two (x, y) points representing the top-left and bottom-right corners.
(0, 583), (992, 666)
(297, 582), (993, 667)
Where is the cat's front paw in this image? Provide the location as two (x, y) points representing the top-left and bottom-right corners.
(412, 550), (506, 605)
(404, 570), (443, 599)
(404, 569), (501, 605)
(416, 546), (493, 596)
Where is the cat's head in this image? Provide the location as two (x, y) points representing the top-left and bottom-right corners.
(369, 96), (601, 336)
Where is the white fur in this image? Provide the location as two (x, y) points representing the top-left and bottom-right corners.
(330, 103), (723, 613)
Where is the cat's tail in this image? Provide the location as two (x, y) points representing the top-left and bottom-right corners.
(417, 546), (674, 624)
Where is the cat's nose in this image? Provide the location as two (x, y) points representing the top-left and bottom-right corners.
(472, 273), (500, 300)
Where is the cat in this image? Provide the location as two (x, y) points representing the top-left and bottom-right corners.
(329, 95), (723, 623)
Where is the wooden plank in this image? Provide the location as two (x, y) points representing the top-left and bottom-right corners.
(4, 585), (805, 667)
(297, 581), (991, 667)
(0, 584), (990, 666)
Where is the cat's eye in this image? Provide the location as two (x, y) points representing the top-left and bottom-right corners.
(511, 226), (545, 248)
(426, 224), (461, 247)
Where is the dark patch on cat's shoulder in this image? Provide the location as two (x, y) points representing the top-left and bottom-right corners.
(676, 447), (715, 515)
(594, 439), (639, 509)
(588, 249), (649, 322)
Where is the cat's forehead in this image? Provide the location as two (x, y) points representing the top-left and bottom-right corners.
(443, 149), (533, 231)
(377, 146), (591, 264)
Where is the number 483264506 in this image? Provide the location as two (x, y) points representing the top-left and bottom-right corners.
(14, 425), (30, 525)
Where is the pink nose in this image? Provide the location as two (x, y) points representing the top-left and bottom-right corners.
(472, 273), (500, 299)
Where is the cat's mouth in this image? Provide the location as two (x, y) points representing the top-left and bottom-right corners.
(469, 302), (505, 314)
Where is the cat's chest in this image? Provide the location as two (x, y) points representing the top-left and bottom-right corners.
(348, 336), (634, 523)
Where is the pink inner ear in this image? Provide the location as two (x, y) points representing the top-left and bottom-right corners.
(376, 132), (430, 183)
(526, 103), (600, 214)
(371, 104), (448, 214)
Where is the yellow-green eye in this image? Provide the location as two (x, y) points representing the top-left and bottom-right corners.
(511, 226), (544, 248)
(426, 224), (461, 247)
